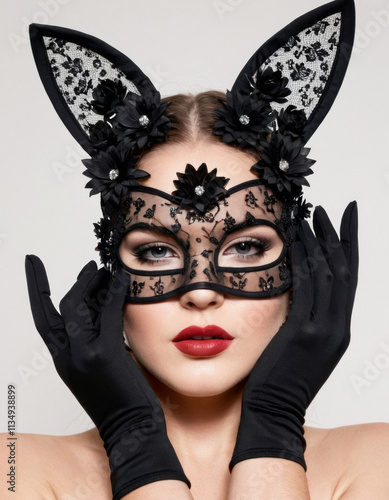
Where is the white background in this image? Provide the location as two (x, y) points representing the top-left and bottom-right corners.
(1, 0), (388, 435)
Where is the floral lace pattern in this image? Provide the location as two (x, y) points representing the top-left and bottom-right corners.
(43, 37), (140, 133)
(111, 181), (293, 302)
(257, 13), (342, 116)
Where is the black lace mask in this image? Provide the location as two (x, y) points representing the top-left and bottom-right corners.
(112, 178), (293, 302)
(30, 0), (355, 302)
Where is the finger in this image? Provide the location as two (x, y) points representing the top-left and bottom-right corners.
(99, 269), (131, 342)
(82, 267), (111, 329)
(340, 201), (359, 318)
(77, 260), (98, 280)
(340, 202), (358, 278)
(59, 269), (105, 348)
(313, 207), (351, 307)
(297, 220), (333, 322)
(289, 239), (314, 317)
(312, 206), (348, 279)
(25, 255), (66, 344)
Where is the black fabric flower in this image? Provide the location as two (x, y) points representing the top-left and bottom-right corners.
(214, 90), (274, 149)
(292, 195), (313, 220)
(172, 163), (229, 213)
(251, 132), (315, 198)
(277, 105), (308, 138)
(91, 78), (127, 118)
(114, 90), (171, 152)
(94, 217), (113, 267)
(89, 120), (115, 151)
(82, 145), (150, 204)
(252, 66), (291, 103)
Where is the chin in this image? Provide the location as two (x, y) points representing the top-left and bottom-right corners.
(166, 381), (236, 398)
(143, 360), (249, 398)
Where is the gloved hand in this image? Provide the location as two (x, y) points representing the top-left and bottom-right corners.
(25, 256), (190, 499)
(231, 202), (358, 470)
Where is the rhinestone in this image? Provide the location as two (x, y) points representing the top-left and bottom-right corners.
(109, 169), (119, 180)
(279, 159), (290, 172)
(139, 115), (150, 127)
(194, 185), (205, 196)
(239, 114), (250, 125)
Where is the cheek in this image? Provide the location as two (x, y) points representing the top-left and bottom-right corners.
(235, 293), (290, 344)
(122, 303), (152, 347)
(122, 302), (170, 360)
(224, 294), (290, 383)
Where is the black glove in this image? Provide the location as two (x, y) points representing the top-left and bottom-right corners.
(231, 202), (358, 470)
(25, 256), (190, 499)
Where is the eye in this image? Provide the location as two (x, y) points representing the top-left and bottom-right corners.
(218, 226), (284, 268)
(135, 243), (177, 262)
(224, 240), (266, 255)
(119, 229), (185, 271)
(223, 238), (267, 258)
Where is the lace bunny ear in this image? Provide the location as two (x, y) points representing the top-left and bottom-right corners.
(29, 24), (158, 155)
(231, 0), (355, 143)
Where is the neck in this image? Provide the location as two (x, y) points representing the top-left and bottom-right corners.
(147, 373), (245, 459)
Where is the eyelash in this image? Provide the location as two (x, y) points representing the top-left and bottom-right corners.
(223, 238), (270, 260)
(134, 242), (178, 264)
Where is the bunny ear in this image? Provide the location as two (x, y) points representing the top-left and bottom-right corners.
(231, 0), (355, 143)
(29, 23), (156, 155)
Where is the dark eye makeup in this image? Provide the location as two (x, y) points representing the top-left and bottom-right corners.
(120, 223), (283, 270)
(134, 243), (179, 264)
(223, 237), (269, 258)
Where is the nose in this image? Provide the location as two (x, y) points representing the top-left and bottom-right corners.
(179, 287), (225, 310)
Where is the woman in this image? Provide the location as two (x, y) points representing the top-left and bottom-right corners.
(2, 0), (389, 498)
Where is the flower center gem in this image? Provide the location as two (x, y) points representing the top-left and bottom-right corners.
(109, 169), (119, 180)
(279, 159), (290, 172)
(194, 185), (205, 196)
(239, 114), (250, 125)
(139, 115), (150, 127)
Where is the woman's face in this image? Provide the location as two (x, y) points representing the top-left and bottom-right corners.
(122, 142), (290, 397)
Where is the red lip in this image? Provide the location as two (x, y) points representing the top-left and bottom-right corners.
(173, 325), (234, 357)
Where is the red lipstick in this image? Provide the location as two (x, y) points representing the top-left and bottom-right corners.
(173, 325), (234, 357)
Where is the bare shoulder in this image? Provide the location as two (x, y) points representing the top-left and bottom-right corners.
(0, 429), (111, 499)
(305, 423), (389, 499)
